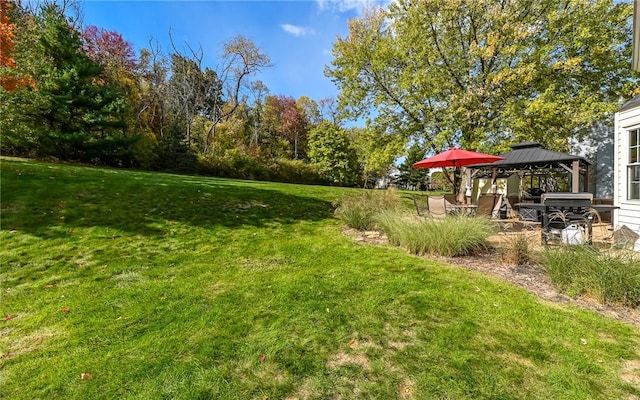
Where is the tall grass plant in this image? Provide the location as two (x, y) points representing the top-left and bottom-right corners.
(334, 189), (402, 230)
(375, 211), (494, 257)
(542, 246), (640, 307)
(499, 233), (536, 266)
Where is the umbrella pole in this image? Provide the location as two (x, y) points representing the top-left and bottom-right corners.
(453, 167), (459, 204)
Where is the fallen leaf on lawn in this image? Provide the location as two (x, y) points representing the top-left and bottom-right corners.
(259, 354), (266, 362)
(348, 339), (357, 347)
(81, 372), (91, 380)
(44, 284), (54, 288)
(67, 230), (74, 235)
(10, 229), (17, 233)
(5, 314), (12, 320)
(61, 306), (70, 312)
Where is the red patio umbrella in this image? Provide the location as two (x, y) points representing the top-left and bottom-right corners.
(412, 148), (504, 169)
(413, 148), (504, 202)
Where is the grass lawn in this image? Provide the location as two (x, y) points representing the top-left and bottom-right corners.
(1, 159), (639, 399)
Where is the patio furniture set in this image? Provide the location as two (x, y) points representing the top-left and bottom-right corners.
(411, 143), (619, 246)
(412, 191), (618, 245)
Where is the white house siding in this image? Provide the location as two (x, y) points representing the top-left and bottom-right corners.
(614, 104), (640, 251)
(569, 119), (614, 198)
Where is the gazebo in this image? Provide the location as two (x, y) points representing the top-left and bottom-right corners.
(469, 142), (591, 196)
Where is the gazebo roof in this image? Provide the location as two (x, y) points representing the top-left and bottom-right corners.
(470, 142), (590, 170)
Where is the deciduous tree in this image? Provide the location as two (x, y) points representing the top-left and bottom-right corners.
(350, 125), (403, 188)
(308, 121), (360, 186)
(137, 40), (169, 137)
(326, 0), (637, 154)
(396, 142), (429, 190)
(0, 0), (35, 91)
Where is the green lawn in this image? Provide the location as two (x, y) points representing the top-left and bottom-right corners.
(1, 159), (639, 399)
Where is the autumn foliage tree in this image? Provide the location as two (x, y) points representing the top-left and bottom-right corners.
(0, 0), (34, 91)
(0, 1), (368, 185)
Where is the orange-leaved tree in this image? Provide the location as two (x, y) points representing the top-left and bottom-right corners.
(0, 0), (34, 91)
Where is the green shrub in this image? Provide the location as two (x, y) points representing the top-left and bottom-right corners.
(196, 152), (267, 180)
(334, 189), (402, 230)
(375, 211), (494, 257)
(266, 158), (329, 185)
(542, 247), (640, 307)
(131, 130), (159, 170)
(196, 154), (329, 184)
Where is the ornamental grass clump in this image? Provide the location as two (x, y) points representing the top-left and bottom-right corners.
(500, 233), (536, 266)
(334, 189), (401, 230)
(542, 246), (640, 307)
(375, 211), (494, 257)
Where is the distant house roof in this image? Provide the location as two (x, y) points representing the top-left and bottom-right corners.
(617, 94), (640, 113)
(470, 142), (590, 169)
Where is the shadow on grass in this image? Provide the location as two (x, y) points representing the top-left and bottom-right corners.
(0, 160), (336, 238)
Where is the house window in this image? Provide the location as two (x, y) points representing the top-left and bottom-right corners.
(630, 129), (640, 200)
(631, 165), (640, 200)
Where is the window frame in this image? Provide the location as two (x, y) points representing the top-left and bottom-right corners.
(629, 128), (640, 200)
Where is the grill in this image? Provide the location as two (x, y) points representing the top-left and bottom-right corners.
(541, 192), (592, 210)
(540, 193), (593, 245)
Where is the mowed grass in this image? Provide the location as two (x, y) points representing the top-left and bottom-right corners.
(1, 159), (639, 399)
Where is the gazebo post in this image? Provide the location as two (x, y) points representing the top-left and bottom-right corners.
(464, 168), (472, 204)
(571, 160), (580, 193)
(583, 163), (589, 192)
(491, 168), (497, 194)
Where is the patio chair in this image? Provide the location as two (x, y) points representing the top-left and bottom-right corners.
(476, 194), (497, 217)
(427, 195), (451, 218)
(518, 201), (539, 222)
(411, 194), (429, 217)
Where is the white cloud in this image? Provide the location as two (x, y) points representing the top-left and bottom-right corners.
(316, 0), (392, 15)
(280, 24), (315, 37)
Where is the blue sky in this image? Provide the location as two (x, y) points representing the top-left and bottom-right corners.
(80, 0), (386, 102)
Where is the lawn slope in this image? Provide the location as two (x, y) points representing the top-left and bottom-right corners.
(1, 160), (639, 399)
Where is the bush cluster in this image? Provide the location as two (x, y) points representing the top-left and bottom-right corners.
(542, 247), (640, 307)
(195, 154), (330, 185)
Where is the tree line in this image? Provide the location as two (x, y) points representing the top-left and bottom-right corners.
(0, 0), (394, 186)
(2, 0), (638, 189)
